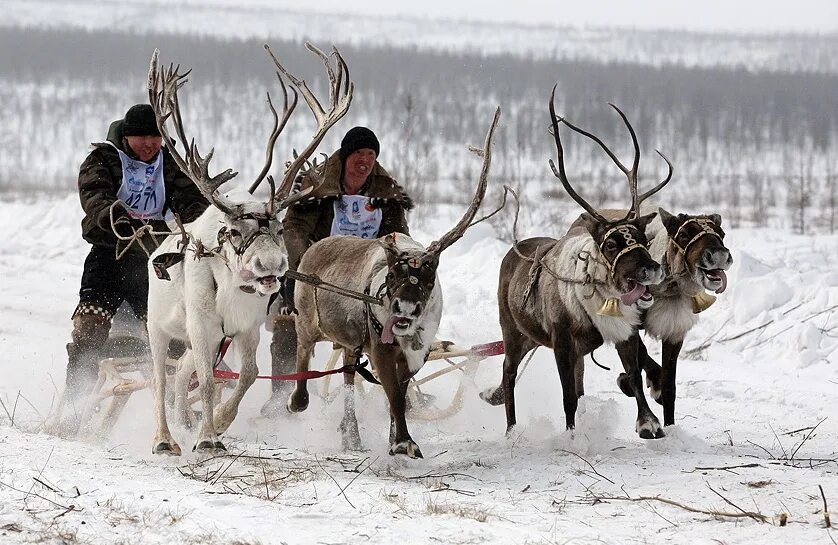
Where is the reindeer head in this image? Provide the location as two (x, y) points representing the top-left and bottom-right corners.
(377, 239), (439, 340)
(576, 212), (661, 308)
(213, 200), (286, 295)
(548, 86), (672, 312)
(659, 209), (732, 294)
(375, 108), (501, 344)
(147, 43), (352, 296)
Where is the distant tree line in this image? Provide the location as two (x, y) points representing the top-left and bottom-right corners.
(1, 27), (835, 233)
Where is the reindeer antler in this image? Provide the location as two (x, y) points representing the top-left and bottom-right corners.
(427, 107), (501, 256)
(548, 85), (607, 223)
(148, 49), (238, 215)
(264, 42), (354, 209)
(248, 71), (299, 195)
(550, 85), (673, 221)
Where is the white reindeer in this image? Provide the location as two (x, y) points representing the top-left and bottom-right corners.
(145, 44), (353, 455)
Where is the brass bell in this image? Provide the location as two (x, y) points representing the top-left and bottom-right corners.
(597, 297), (623, 317)
(691, 291), (716, 314)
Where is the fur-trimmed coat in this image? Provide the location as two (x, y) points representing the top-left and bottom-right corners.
(282, 150), (413, 270)
(77, 119), (209, 255)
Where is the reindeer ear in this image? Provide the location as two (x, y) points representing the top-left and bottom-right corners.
(379, 233), (401, 261)
(577, 212), (601, 238)
(708, 213), (722, 226)
(658, 208), (679, 236)
(634, 212), (657, 232)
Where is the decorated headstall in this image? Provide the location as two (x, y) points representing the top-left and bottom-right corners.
(598, 223), (647, 279)
(669, 217), (725, 313)
(384, 253), (438, 301)
(216, 212), (281, 258)
(594, 222), (649, 317)
(670, 217), (723, 257)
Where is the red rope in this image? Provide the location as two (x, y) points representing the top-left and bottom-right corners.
(211, 363), (366, 382)
(187, 339), (505, 390)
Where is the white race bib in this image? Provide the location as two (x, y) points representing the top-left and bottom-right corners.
(330, 195), (383, 239)
(115, 148), (171, 221)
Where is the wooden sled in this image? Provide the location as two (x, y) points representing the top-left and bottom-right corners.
(318, 340), (503, 421)
(46, 333), (229, 439)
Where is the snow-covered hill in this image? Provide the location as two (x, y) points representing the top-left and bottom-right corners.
(5, 0), (838, 73)
(0, 195), (836, 544)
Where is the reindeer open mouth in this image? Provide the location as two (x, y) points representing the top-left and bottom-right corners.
(620, 280), (654, 306)
(698, 268), (727, 293)
(258, 275), (278, 286)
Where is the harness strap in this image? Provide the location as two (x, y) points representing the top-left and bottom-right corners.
(285, 270), (384, 306)
(364, 283), (395, 345)
(671, 218), (722, 256)
(211, 359), (380, 385)
(187, 336), (379, 391)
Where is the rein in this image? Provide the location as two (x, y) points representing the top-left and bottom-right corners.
(187, 337), (380, 392)
(285, 270), (384, 306)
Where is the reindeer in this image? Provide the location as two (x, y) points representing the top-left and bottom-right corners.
(481, 88), (674, 439)
(285, 108), (501, 458)
(146, 43), (353, 455)
(610, 208), (732, 426)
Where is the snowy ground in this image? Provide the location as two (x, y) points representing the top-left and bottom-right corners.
(1, 194), (837, 544)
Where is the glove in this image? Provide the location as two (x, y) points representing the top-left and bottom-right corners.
(113, 215), (161, 258)
(279, 276), (297, 315)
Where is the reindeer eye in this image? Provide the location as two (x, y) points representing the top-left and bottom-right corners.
(229, 229), (242, 238)
(604, 239), (618, 251)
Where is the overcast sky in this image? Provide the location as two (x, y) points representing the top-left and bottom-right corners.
(275, 0), (838, 33)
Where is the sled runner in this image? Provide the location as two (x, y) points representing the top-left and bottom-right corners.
(47, 333), (503, 438)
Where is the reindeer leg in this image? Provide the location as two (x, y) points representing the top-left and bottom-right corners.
(573, 354), (585, 398)
(215, 329), (259, 434)
(615, 333), (664, 439)
(660, 339), (683, 426)
(378, 352), (421, 458)
(173, 349), (195, 428)
(287, 338), (313, 413)
(552, 330), (578, 431)
(617, 337), (661, 401)
(150, 326), (180, 455)
(338, 349), (363, 451)
(480, 336), (533, 436)
(191, 331), (224, 452)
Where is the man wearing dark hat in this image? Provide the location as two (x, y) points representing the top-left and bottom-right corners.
(261, 126), (413, 417)
(64, 104), (208, 408)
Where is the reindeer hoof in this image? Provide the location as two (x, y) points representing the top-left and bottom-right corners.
(194, 440), (226, 452)
(616, 373), (634, 397)
(152, 442), (182, 456)
(479, 386), (505, 406)
(389, 440), (423, 459)
(286, 389), (309, 413)
(637, 418), (665, 439)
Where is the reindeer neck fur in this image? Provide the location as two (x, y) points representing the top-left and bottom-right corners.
(151, 204), (277, 338)
(542, 231), (641, 344)
(643, 215), (699, 342)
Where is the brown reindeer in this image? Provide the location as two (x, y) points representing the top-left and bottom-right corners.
(286, 108), (502, 458)
(611, 208), (733, 426)
(481, 88), (674, 439)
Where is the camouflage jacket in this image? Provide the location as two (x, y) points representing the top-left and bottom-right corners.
(77, 119), (209, 255)
(282, 151), (413, 271)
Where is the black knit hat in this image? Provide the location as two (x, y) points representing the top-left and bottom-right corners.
(339, 126), (380, 161)
(122, 104), (161, 137)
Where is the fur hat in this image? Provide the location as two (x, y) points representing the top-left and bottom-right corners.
(122, 104), (161, 137)
(339, 126), (380, 162)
